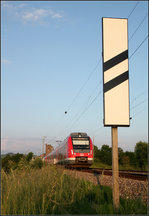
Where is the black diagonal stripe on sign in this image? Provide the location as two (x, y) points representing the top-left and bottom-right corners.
(104, 71), (129, 93)
(103, 50), (128, 72)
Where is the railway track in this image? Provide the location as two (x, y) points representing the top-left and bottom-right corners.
(74, 168), (148, 181)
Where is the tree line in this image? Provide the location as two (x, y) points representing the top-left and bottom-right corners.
(1, 152), (43, 173)
(94, 141), (148, 170)
(1, 141), (148, 173)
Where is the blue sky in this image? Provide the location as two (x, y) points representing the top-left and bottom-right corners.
(1, 1), (148, 155)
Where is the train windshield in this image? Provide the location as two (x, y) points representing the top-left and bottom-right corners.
(72, 137), (90, 149)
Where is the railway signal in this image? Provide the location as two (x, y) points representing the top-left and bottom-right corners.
(102, 17), (130, 209)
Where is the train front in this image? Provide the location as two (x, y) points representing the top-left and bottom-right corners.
(67, 132), (93, 167)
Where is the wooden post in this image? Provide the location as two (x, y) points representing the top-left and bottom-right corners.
(111, 126), (119, 209)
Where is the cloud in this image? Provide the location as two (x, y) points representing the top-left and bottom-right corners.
(1, 138), (8, 152)
(1, 59), (10, 64)
(1, 138), (42, 155)
(51, 13), (63, 19)
(21, 9), (49, 22)
(2, 2), (26, 11)
(2, 2), (63, 24)
(21, 9), (63, 23)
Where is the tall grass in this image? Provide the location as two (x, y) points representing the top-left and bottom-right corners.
(1, 164), (147, 215)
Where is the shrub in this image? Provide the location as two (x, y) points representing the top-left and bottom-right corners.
(30, 158), (43, 169)
(26, 152), (34, 162)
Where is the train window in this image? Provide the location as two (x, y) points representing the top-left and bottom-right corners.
(72, 137), (90, 149)
(73, 140), (89, 145)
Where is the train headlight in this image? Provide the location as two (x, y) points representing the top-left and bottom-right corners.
(71, 150), (73, 155)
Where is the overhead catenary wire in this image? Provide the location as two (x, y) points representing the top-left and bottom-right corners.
(62, 34), (148, 139)
(52, 58), (102, 139)
(89, 97), (148, 137)
(129, 35), (148, 60)
(127, 1), (139, 19)
(131, 89), (148, 103)
(66, 58), (102, 113)
(92, 100), (148, 136)
(65, 36), (148, 135)
(90, 125), (103, 136)
(131, 98), (148, 110)
(90, 89), (148, 135)
(73, 39), (148, 137)
(65, 81), (102, 130)
(132, 107), (147, 117)
(65, 2), (140, 117)
(64, 8), (147, 132)
(50, 84), (102, 144)
(68, 6), (147, 127)
(61, 89), (102, 140)
(129, 13), (148, 41)
(53, 4), (147, 143)
(64, 89), (103, 136)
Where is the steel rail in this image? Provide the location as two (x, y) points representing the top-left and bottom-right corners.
(74, 168), (148, 181)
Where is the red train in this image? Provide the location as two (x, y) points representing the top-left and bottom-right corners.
(44, 132), (93, 167)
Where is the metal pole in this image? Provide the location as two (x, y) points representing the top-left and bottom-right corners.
(111, 126), (119, 209)
(42, 136), (46, 156)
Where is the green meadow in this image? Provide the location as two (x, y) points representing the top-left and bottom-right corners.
(1, 164), (147, 215)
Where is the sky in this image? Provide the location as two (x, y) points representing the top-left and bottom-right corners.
(1, 1), (148, 155)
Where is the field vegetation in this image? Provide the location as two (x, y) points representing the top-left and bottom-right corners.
(1, 140), (148, 214)
(1, 163), (147, 214)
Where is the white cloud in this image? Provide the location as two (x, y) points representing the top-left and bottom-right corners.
(1, 138), (42, 155)
(21, 8), (63, 23)
(2, 2), (26, 11)
(22, 9), (48, 22)
(52, 13), (63, 19)
(2, 2), (63, 24)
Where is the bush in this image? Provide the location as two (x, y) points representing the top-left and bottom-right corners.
(30, 158), (43, 169)
(2, 153), (24, 173)
(18, 157), (30, 170)
(26, 152), (34, 162)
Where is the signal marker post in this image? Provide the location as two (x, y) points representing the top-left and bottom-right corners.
(102, 17), (130, 209)
(112, 126), (119, 208)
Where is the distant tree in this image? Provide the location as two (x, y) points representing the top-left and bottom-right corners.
(93, 145), (101, 159)
(125, 151), (136, 167)
(11, 153), (24, 163)
(135, 141), (148, 170)
(118, 147), (124, 165)
(100, 144), (112, 165)
(122, 155), (130, 167)
(2, 153), (24, 172)
(31, 158), (43, 169)
(26, 152), (34, 162)
(2, 154), (11, 173)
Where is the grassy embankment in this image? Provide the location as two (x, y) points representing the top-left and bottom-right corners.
(91, 158), (147, 171)
(1, 164), (147, 215)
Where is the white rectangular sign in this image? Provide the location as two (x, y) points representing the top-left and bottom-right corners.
(73, 140), (89, 145)
(102, 17), (130, 126)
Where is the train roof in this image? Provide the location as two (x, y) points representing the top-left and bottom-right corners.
(70, 132), (88, 137)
